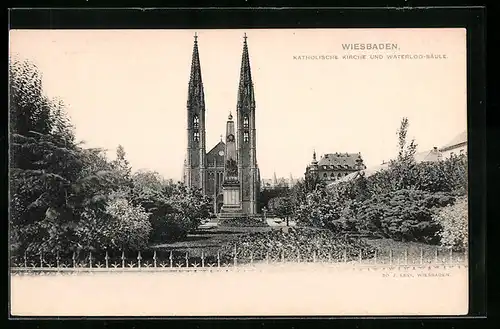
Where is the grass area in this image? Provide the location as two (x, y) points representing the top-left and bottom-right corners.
(151, 225), (278, 257)
(150, 223), (466, 264)
(362, 237), (467, 265)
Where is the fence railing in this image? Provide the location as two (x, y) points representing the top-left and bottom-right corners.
(9, 246), (468, 274)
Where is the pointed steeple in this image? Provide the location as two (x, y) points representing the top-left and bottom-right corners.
(237, 33), (255, 108)
(187, 33), (205, 109)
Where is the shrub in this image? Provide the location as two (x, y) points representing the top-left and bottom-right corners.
(219, 227), (375, 261)
(75, 198), (152, 251)
(433, 197), (468, 251)
(356, 189), (455, 244)
(218, 215), (268, 227)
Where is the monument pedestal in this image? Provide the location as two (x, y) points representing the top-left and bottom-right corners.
(219, 181), (243, 218)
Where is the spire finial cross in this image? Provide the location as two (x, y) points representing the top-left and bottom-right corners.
(220, 134), (223, 141)
(194, 32), (198, 42)
(243, 33), (247, 42)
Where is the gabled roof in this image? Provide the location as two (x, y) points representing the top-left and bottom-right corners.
(440, 131), (467, 151)
(317, 153), (362, 170)
(414, 148), (442, 163)
(206, 141), (225, 167)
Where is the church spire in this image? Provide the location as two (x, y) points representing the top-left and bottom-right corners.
(187, 33), (205, 109)
(237, 33), (255, 108)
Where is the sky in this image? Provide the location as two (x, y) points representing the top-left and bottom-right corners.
(9, 28), (467, 181)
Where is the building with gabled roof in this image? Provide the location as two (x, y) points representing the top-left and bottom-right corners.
(305, 151), (366, 183)
(439, 130), (467, 159)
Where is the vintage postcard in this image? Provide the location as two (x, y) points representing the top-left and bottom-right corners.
(9, 27), (468, 316)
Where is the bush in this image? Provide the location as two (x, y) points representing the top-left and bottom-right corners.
(150, 213), (192, 242)
(433, 197), (468, 251)
(76, 198), (152, 251)
(219, 227), (375, 261)
(356, 189), (455, 244)
(218, 215), (268, 227)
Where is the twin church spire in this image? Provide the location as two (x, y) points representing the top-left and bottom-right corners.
(184, 32), (260, 216)
(237, 33), (255, 109)
(187, 33), (205, 110)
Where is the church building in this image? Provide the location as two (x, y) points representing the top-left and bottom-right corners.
(183, 33), (261, 218)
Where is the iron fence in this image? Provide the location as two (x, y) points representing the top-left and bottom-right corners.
(10, 246), (468, 274)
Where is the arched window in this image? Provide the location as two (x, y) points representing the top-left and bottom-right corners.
(323, 173), (327, 178)
(243, 132), (249, 142)
(193, 115), (199, 129)
(337, 173), (341, 178)
(243, 116), (249, 129)
(193, 131), (200, 142)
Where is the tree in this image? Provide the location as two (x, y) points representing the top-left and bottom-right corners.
(268, 196), (293, 226)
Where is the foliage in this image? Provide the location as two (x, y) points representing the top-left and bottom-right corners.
(433, 197), (468, 251)
(259, 185), (290, 213)
(218, 215), (268, 227)
(9, 58), (212, 256)
(131, 173), (212, 242)
(268, 196), (293, 225)
(294, 118), (467, 245)
(219, 227), (376, 261)
(294, 188), (359, 234)
(356, 189), (455, 244)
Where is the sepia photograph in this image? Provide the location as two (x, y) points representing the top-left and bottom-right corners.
(9, 27), (469, 316)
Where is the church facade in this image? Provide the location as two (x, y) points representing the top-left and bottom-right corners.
(183, 34), (260, 217)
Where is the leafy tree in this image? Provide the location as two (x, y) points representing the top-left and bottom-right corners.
(268, 196), (293, 226)
(433, 197), (468, 251)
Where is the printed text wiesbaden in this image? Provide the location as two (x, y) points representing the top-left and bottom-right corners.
(342, 43), (398, 50)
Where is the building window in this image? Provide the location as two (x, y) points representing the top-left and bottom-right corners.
(323, 173), (327, 178)
(243, 116), (249, 129)
(194, 131), (200, 142)
(193, 115), (199, 129)
(243, 132), (249, 142)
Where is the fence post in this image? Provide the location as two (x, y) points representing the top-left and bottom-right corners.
(105, 251), (109, 269)
(56, 251), (60, 268)
(358, 250), (362, 263)
(404, 249), (408, 265)
(72, 251), (76, 268)
(250, 251), (253, 265)
(389, 250), (393, 265)
(153, 250), (157, 268)
(39, 251), (43, 268)
(169, 251), (173, 268)
(266, 251), (270, 264)
(217, 251), (220, 268)
(121, 251), (125, 269)
(343, 250), (347, 263)
(281, 249), (285, 263)
(185, 252), (189, 268)
(24, 250), (27, 268)
(328, 251), (332, 263)
(233, 246), (237, 267)
(449, 248), (453, 264)
(137, 251), (142, 269)
(374, 250), (377, 264)
(297, 250), (301, 263)
(313, 250), (317, 263)
(89, 251), (92, 268)
(434, 248), (438, 263)
(201, 251), (205, 268)
(420, 247), (424, 265)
